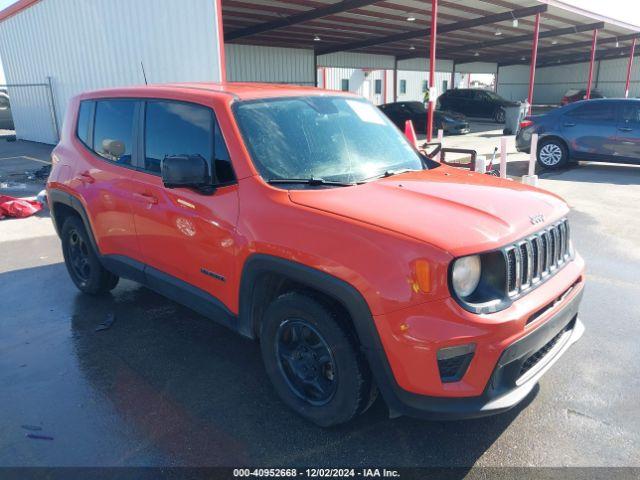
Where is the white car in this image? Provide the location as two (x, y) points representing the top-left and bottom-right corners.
(0, 92), (15, 130)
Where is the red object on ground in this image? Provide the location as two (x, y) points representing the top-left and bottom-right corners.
(0, 195), (42, 219)
(404, 119), (418, 145)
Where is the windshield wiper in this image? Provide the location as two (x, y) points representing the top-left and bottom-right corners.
(267, 177), (355, 187)
(358, 168), (419, 184)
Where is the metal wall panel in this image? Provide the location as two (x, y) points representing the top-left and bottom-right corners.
(397, 58), (454, 72)
(321, 67), (451, 105)
(0, 0), (221, 144)
(225, 44), (315, 85)
(456, 62), (498, 74)
(498, 57), (640, 104)
(318, 52), (395, 70)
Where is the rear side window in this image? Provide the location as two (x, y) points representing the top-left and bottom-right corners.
(93, 100), (136, 165)
(144, 100), (235, 184)
(567, 102), (615, 121)
(76, 101), (93, 146)
(621, 103), (640, 123)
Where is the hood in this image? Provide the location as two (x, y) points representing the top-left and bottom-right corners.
(289, 168), (568, 256)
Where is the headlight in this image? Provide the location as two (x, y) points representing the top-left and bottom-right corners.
(451, 255), (481, 298)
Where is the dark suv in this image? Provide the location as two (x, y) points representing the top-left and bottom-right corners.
(438, 89), (519, 123)
(517, 99), (640, 169)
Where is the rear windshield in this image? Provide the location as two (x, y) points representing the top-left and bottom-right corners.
(233, 96), (426, 184)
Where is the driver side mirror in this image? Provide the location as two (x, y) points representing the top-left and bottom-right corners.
(161, 154), (211, 189)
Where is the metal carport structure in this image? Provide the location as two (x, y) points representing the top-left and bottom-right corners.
(221, 0), (640, 140)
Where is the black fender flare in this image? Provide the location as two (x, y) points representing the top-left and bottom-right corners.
(237, 254), (410, 414)
(48, 188), (100, 255)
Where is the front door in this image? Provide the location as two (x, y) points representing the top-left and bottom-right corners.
(616, 101), (640, 162)
(130, 99), (239, 309)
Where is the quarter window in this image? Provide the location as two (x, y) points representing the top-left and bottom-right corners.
(93, 100), (136, 165)
(76, 101), (93, 147)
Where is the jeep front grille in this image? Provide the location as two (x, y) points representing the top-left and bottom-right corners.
(505, 219), (571, 297)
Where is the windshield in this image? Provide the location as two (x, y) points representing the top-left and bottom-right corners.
(233, 96), (426, 185)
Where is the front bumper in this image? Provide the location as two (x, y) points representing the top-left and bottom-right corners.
(364, 258), (585, 420)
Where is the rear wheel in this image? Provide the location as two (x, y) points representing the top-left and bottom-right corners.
(537, 138), (568, 169)
(260, 292), (376, 427)
(61, 216), (119, 294)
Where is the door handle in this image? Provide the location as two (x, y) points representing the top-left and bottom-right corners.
(563, 123), (576, 127)
(618, 127), (633, 132)
(133, 192), (158, 205)
(78, 171), (95, 184)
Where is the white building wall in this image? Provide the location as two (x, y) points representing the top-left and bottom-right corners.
(320, 67), (451, 105)
(497, 56), (640, 104)
(226, 44), (314, 85)
(0, 0), (223, 144)
(317, 52), (395, 70)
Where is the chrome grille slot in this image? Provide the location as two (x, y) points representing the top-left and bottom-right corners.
(504, 219), (572, 298)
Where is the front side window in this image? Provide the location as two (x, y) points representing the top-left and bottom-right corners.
(144, 101), (213, 175)
(93, 100), (136, 165)
(233, 96), (426, 185)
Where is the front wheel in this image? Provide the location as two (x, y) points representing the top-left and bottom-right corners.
(495, 108), (506, 123)
(537, 138), (568, 169)
(260, 292), (376, 427)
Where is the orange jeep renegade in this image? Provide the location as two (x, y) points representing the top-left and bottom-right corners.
(47, 83), (585, 426)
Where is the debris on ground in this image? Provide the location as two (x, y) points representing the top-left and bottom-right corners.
(25, 433), (53, 441)
(95, 313), (116, 332)
(36, 189), (48, 207)
(0, 194), (43, 219)
(20, 425), (42, 431)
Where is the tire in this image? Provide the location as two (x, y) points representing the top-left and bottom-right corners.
(495, 107), (506, 123)
(61, 216), (119, 294)
(260, 292), (376, 427)
(537, 138), (568, 170)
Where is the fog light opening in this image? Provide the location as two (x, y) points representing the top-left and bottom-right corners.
(437, 343), (476, 383)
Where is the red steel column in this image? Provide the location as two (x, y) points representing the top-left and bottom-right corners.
(586, 29), (598, 99)
(215, 0), (227, 82)
(426, 0), (438, 142)
(527, 13), (541, 115)
(625, 38), (637, 98)
(382, 69), (387, 103)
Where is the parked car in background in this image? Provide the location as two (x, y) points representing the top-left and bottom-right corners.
(47, 83), (585, 427)
(437, 88), (519, 123)
(560, 89), (604, 105)
(378, 101), (470, 135)
(0, 91), (14, 130)
(516, 98), (640, 169)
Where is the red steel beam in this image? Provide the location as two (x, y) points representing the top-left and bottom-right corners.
(527, 13), (541, 115)
(586, 29), (599, 99)
(427, 0), (438, 142)
(625, 38), (637, 98)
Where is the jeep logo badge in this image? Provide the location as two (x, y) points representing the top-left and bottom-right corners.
(530, 214), (545, 225)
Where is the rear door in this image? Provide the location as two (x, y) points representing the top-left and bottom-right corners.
(130, 99), (239, 308)
(561, 102), (619, 160)
(73, 99), (142, 263)
(615, 101), (640, 162)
